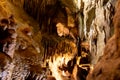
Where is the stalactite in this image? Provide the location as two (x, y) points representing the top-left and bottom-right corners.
(3, 0), (118, 80)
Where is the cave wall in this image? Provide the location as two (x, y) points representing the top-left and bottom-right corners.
(0, 0), (118, 80)
(9, 0), (116, 65)
(8, 0), (117, 80)
(0, 0), (46, 80)
(87, 0), (120, 79)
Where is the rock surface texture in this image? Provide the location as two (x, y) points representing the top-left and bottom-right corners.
(87, 0), (120, 80)
(0, 0), (118, 80)
(10, 0), (116, 64)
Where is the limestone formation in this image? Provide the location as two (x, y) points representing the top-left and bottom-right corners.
(87, 0), (120, 80)
(0, 0), (118, 80)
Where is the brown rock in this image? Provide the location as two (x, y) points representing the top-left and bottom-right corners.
(87, 0), (120, 80)
(0, 16), (17, 58)
(0, 52), (12, 69)
(47, 76), (56, 80)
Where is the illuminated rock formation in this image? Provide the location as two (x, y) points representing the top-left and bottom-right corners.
(87, 0), (120, 80)
(0, 0), (118, 80)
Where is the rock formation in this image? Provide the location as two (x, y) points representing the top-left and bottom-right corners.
(0, 16), (17, 80)
(9, 0), (116, 65)
(87, 0), (120, 80)
(0, 15), (17, 58)
(0, 0), (119, 80)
